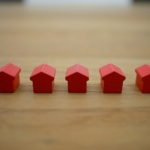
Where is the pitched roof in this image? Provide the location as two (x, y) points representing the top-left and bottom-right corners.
(30, 64), (56, 81)
(0, 63), (21, 80)
(135, 64), (150, 80)
(99, 64), (126, 81)
(65, 64), (89, 81)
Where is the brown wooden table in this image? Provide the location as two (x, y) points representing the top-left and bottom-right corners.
(0, 4), (150, 150)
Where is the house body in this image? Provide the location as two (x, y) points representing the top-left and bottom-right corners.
(135, 64), (150, 93)
(30, 64), (56, 93)
(0, 63), (21, 92)
(65, 64), (89, 93)
(99, 64), (126, 93)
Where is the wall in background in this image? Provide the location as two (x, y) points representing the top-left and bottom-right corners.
(0, 0), (150, 4)
(0, 0), (22, 2)
(25, 0), (132, 6)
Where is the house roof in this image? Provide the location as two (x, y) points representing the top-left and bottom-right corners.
(99, 64), (126, 81)
(0, 63), (21, 80)
(135, 64), (150, 80)
(30, 64), (56, 81)
(65, 64), (89, 81)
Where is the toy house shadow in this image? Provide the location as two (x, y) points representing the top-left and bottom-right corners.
(120, 83), (145, 95)
(15, 82), (33, 93)
(132, 84), (150, 94)
(53, 82), (68, 93)
(87, 83), (103, 93)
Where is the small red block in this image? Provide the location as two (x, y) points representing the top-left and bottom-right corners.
(99, 64), (126, 93)
(30, 64), (56, 93)
(135, 64), (150, 93)
(65, 64), (89, 93)
(0, 63), (21, 93)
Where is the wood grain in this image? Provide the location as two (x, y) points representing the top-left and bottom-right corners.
(0, 4), (150, 150)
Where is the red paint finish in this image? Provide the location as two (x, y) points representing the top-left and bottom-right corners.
(0, 63), (21, 93)
(135, 64), (150, 93)
(99, 64), (126, 93)
(30, 64), (56, 93)
(65, 64), (89, 93)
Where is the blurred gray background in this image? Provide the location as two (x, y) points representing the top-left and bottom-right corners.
(0, 0), (150, 5)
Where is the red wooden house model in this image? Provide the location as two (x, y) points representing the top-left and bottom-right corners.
(0, 63), (21, 93)
(99, 64), (126, 93)
(135, 64), (150, 93)
(30, 64), (56, 93)
(65, 64), (89, 93)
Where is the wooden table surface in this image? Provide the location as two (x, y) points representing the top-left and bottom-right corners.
(0, 4), (150, 150)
